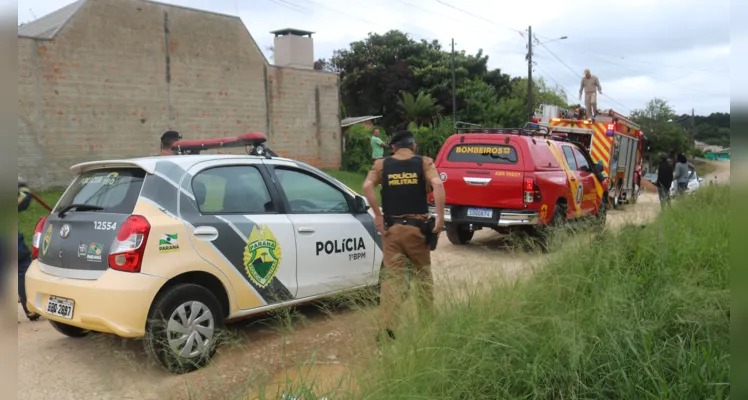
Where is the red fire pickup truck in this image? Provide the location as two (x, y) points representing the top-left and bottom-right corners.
(428, 126), (608, 250)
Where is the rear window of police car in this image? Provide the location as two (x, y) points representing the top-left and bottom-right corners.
(56, 168), (146, 214)
(447, 143), (519, 164)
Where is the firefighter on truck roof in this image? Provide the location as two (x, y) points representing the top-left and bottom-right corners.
(579, 69), (603, 119)
(362, 130), (446, 344)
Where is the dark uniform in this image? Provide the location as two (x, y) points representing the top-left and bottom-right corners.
(365, 131), (441, 338)
(18, 178), (40, 321)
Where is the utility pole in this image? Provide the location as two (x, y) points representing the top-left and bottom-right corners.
(526, 26), (533, 121)
(691, 108), (696, 141)
(451, 38), (456, 122)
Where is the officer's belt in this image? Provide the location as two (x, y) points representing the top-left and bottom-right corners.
(383, 216), (427, 229)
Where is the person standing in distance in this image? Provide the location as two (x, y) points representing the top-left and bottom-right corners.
(158, 130), (182, 156)
(579, 69), (602, 119)
(673, 153), (690, 196)
(18, 176), (40, 322)
(370, 128), (387, 163)
(655, 153), (674, 210)
(362, 130), (446, 342)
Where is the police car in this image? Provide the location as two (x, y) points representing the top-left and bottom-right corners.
(25, 133), (383, 373)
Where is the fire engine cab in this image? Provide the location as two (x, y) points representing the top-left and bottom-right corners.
(531, 104), (646, 207)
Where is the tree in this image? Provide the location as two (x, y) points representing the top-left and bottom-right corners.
(630, 98), (675, 122)
(509, 77), (569, 112)
(631, 98), (691, 156)
(458, 79), (500, 125)
(313, 58), (339, 73)
(396, 91), (443, 126)
(327, 30), (512, 132)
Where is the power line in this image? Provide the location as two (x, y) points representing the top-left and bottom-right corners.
(536, 35), (729, 76)
(265, 0), (311, 14)
(535, 40), (726, 99)
(434, 0), (525, 37)
(534, 62), (574, 102)
(535, 42), (632, 112)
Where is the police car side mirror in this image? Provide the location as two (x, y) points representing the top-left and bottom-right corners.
(354, 195), (370, 213)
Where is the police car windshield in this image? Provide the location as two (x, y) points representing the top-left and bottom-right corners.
(56, 168), (146, 214)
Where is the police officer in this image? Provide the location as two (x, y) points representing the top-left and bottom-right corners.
(362, 130), (446, 342)
(158, 130), (182, 155)
(18, 176), (40, 322)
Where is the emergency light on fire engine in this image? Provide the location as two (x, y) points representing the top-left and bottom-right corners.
(171, 133), (277, 157)
(606, 123), (616, 137)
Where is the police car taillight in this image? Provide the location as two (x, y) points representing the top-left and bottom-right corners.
(31, 216), (48, 260)
(108, 215), (151, 273)
(523, 177), (541, 203)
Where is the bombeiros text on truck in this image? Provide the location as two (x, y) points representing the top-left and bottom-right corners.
(427, 121), (609, 251)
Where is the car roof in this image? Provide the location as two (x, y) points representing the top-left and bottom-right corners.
(69, 154), (301, 175)
(69, 154), (363, 199)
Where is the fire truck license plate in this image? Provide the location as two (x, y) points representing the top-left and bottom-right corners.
(46, 295), (74, 319)
(467, 208), (493, 218)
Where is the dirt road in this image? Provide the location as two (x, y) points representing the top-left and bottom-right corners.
(18, 161), (730, 400)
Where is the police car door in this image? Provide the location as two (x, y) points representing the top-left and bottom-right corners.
(179, 159), (298, 309)
(266, 162), (377, 299)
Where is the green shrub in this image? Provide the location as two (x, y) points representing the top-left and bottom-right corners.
(341, 125), (389, 173)
(410, 116), (455, 160)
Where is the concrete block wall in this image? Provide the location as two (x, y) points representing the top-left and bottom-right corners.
(17, 0), (341, 189)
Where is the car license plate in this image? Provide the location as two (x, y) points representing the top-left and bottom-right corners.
(467, 208), (493, 218)
(45, 295), (74, 319)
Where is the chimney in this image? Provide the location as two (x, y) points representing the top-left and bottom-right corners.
(270, 28), (315, 69)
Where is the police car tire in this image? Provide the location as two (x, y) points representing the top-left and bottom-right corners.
(49, 320), (90, 338)
(446, 223), (473, 245)
(144, 283), (225, 374)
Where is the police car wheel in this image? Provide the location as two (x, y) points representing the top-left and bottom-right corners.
(446, 223), (473, 245)
(144, 283), (225, 374)
(49, 320), (90, 338)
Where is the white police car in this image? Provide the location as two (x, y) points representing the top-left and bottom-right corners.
(25, 133), (383, 373)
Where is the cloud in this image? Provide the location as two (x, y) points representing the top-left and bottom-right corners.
(18, 0), (730, 114)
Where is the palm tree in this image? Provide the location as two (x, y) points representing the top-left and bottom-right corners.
(397, 91), (443, 127)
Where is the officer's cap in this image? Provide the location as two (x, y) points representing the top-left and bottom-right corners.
(389, 130), (415, 147)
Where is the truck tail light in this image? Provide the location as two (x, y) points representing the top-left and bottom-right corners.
(108, 215), (151, 273)
(31, 216), (48, 260)
(523, 177), (542, 203)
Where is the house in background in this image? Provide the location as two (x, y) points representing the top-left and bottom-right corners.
(705, 148), (730, 161)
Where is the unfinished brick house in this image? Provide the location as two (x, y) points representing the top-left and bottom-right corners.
(18, 0), (341, 188)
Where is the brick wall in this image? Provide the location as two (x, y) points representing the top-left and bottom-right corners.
(17, 0), (341, 189)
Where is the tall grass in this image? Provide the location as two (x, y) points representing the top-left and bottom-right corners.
(355, 186), (730, 399)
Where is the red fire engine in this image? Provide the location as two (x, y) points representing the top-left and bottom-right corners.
(532, 104), (647, 207)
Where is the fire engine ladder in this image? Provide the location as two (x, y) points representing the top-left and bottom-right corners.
(596, 109), (641, 131)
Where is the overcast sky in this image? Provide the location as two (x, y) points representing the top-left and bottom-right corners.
(18, 0), (731, 116)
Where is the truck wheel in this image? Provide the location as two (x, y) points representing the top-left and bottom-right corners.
(594, 197), (607, 231)
(540, 205), (566, 253)
(144, 283), (225, 374)
(49, 320), (90, 338)
(446, 223), (474, 245)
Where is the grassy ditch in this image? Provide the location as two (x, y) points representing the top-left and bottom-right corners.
(254, 185), (730, 400)
(358, 185), (730, 399)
